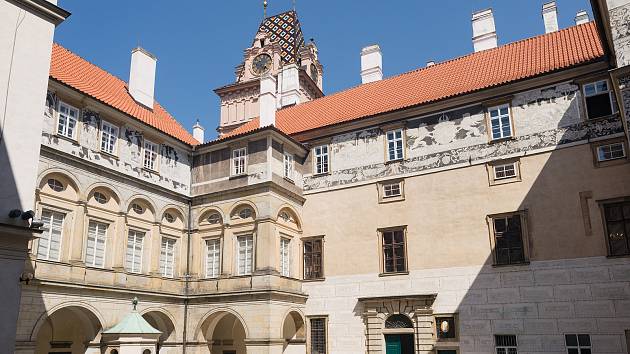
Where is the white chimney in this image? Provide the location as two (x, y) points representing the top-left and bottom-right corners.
(426, 60), (435, 67)
(192, 119), (204, 143)
(360, 45), (383, 84)
(280, 64), (300, 107)
(259, 74), (277, 127)
(542, 1), (559, 33)
(472, 9), (498, 52)
(129, 47), (157, 108)
(575, 10), (589, 25)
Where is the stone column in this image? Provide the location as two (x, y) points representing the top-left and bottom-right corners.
(413, 307), (434, 354)
(222, 225), (234, 276)
(149, 223), (161, 275)
(68, 201), (87, 264)
(112, 213), (127, 286)
(364, 306), (383, 354)
(254, 220), (276, 274)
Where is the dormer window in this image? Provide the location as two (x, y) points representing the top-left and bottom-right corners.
(584, 80), (614, 119)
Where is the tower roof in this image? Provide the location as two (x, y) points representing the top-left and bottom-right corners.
(255, 10), (304, 64)
(103, 311), (161, 335)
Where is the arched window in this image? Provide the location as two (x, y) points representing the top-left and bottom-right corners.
(385, 314), (413, 329)
(131, 203), (144, 214)
(47, 178), (64, 192)
(164, 212), (175, 223)
(93, 191), (108, 204)
(207, 213), (222, 225)
(238, 207), (253, 219)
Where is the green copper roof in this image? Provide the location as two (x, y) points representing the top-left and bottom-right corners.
(103, 311), (161, 335)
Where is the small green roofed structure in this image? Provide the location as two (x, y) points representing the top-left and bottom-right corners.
(102, 297), (161, 354)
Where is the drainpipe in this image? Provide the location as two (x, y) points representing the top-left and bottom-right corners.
(182, 200), (193, 352)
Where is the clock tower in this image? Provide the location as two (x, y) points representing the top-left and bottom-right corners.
(215, 10), (324, 136)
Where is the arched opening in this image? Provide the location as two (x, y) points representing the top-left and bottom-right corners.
(34, 306), (102, 354)
(142, 311), (176, 352)
(199, 311), (247, 354)
(282, 311), (305, 354)
(383, 314), (415, 354)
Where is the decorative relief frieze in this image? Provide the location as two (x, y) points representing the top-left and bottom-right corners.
(303, 117), (623, 191)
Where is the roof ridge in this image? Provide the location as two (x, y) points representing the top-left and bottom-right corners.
(53, 43), (131, 89)
(279, 21), (597, 115)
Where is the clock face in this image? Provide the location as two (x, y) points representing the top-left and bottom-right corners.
(310, 65), (318, 81)
(252, 54), (272, 76)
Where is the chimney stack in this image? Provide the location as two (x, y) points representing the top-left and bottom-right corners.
(472, 9), (498, 52)
(575, 10), (589, 25)
(259, 74), (277, 127)
(426, 60), (435, 67)
(542, 1), (559, 33)
(128, 47), (157, 108)
(360, 45), (383, 84)
(280, 64), (300, 107)
(192, 119), (204, 143)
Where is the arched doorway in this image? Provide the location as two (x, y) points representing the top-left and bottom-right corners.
(383, 314), (415, 354)
(198, 311), (247, 354)
(34, 305), (102, 354)
(142, 311), (176, 353)
(282, 311), (305, 353)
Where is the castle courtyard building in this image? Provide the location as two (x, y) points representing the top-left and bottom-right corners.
(11, 1), (630, 354)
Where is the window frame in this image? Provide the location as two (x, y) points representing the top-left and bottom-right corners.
(232, 146), (247, 176)
(204, 237), (222, 279)
(125, 229), (145, 274)
(159, 236), (176, 278)
(378, 179), (405, 203)
(143, 139), (159, 172)
(313, 144), (330, 175)
(495, 334), (518, 354)
(303, 237), (324, 281)
(591, 138), (628, 168)
(487, 103), (514, 141)
(385, 128), (405, 162)
(100, 119), (120, 156)
(236, 234), (254, 276)
(56, 101), (80, 140)
(599, 197), (630, 257)
(434, 314), (459, 342)
(284, 152), (294, 181)
(583, 79), (615, 120)
(37, 209), (65, 262)
(487, 158), (522, 186)
(85, 220), (108, 268)
(307, 316), (328, 354)
(564, 334), (591, 354)
(378, 226), (408, 276)
(487, 211), (530, 266)
(280, 236), (291, 277)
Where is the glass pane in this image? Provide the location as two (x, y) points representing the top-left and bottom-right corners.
(577, 334), (591, 346)
(565, 334), (577, 346)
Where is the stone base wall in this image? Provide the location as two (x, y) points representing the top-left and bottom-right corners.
(303, 256), (630, 354)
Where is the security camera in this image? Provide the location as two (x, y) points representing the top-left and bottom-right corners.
(8, 209), (22, 218)
(21, 210), (35, 221)
(30, 218), (44, 229)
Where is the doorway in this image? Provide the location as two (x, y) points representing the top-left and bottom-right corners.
(385, 334), (414, 354)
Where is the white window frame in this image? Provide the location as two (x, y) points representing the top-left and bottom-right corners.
(583, 79), (614, 119)
(100, 120), (119, 155)
(596, 142), (626, 162)
(237, 235), (253, 275)
(57, 101), (79, 139)
(280, 237), (291, 277)
(565, 334), (591, 354)
(205, 238), (221, 278)
(232, 147), (247, 176)
(143, 139), (159, 171)
(493, 162), (517, 180)
(383, 181), (402, 198)
(284, 152), (294, 180)
(386, 128), (404, 161)
(125, 230), (144, 273)
(488, 104), (513, 140)
(314, 145), (329, 175)
(38, 209), (65, 261)
(85, 220), (108, 268)
(159, 237), (176, 278)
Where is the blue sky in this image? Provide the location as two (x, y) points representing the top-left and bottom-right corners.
(54, 1), (593, 140)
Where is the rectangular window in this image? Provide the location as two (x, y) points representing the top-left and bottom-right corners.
(494, 162), (517, 180)
(125, 230), (144, 273)
(386, 129), (404, 161)
(303, 238), (323, 280)
(597, 142), (626, 162)
(310, 318), (327, 354)
(100, 120), (119, 155)
(495, 335), (517, 354)
(159, 237), (176, 278)
(284, 153), (294, 180)
(85, 221), (107, 268)
(205, 238), (221, 278)
(38, 210), (64, 261)
(143, 140), (158, 171)
(603, 201), (630, 256)
(565, 334), (591, 354)
(57, 102), (79, 139)
(491, 213), (527, 265)
(314, 145), (329, 174)
(232, 147), (247, 175)
(584, 80), (613, 119)
(280, 237), (290, 277)
(383, 182), (402, 198)
(382, 229), (406, 273)
(489, 104), (512, 140)
(237, 235), (253, 275)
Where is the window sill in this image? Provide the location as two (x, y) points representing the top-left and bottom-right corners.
(379, 195), (405, 203)
(379, 271), (409, 277)
(55, 134), (80, 146)
(229, 173), (248, 180)
(142, 167), (159, 175)
(385, 158), (404, 165)
(283, 176), (295, 184)
(99, 150), (119, 160)
(489, 176), (522, 186)
(488, 136), (515, 145)
(586, 112), (619, 122)
(594, 157), (629, 168)
(491, 261), (530, 268)
(311, 171), (330, 177)
(302, 277), (326, 282)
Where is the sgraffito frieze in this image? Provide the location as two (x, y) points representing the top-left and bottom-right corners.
(45, 91), (58, 118)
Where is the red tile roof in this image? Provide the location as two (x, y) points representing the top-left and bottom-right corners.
(222, 22), (604, 140)
(50, 44), (198, 145)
